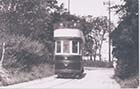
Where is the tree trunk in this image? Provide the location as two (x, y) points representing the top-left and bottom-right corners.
(0, 42), (11, 85)
(99, 39), (103, 61)
(99, 48), (102, 61)
(90, 55), (92, 61)
(93, 55), (96, 61)
(0, 42), (6, 67)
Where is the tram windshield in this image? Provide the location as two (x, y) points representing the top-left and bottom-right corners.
(72, 41), (78, 53)
(55, 40), (80, 54)
(63, 40), (70, 53)
(56, 40), (61, 53)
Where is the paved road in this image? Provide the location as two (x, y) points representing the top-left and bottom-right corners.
(1, 67), (120, 89)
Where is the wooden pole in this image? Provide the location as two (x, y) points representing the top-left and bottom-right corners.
(108, 0), (111, 62)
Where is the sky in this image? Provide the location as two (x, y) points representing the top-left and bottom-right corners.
(57, 0), (122, 26)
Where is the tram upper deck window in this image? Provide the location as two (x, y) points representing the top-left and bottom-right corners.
(63, 40), (70, 53)
(56, 41), (61, 53)
(72, 40), (79, 53)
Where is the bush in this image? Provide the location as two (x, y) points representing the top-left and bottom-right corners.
(111, 0), (138, 82)
(114, 74), (139, 88)
(7, 63), (54, 85)
(0, 33), (54, 86)
(0, 33), (51, 71)
(0, 63), (54, 86)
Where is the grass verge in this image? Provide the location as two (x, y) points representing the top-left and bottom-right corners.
(114, 74), (139, 88)
(0, 63), (54, 86)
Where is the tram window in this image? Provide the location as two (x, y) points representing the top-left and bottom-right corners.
(72, 41), (78, 53)
(56, 41), (61, 53)
(63, 40), (70, 53)
(79, 42), (82, 54)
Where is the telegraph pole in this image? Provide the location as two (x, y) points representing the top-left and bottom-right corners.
(108, 0), (111, 62)
(103, 0), (111, 62)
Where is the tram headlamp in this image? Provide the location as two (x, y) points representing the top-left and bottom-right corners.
(64, 63), (68, 67)
(64, 56), (68, 60)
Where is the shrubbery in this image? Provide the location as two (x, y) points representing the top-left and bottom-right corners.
(0, 33), (54, 85)
(111, 0), (138, 88)
(111, 0), (138, 80)
(0, 33), (51, 71)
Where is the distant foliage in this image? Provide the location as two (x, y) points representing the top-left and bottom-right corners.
(111, 0), (138, 79)
(82, 16), (114, 61)
(54, 14), (115, 61)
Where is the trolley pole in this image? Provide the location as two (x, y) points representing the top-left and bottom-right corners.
(68, 0), (70, 14)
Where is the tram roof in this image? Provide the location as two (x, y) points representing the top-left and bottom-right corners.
(54, 28), (85, 42)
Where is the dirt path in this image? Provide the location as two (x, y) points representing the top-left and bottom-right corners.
(1, 67), (120, 89)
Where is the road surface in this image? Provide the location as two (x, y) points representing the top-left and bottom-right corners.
(1, 67), (120, 89)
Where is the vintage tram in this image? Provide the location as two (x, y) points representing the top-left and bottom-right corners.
(54, 28), (85, 78)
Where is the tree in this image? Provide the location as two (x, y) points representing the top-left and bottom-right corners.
(0, 0), (64, 54)
(0, 0), (59, 40)
(0, 0), (67, 67)
(0, 0), (66, 85)
(83, 16), (114, 61)
(111, 0), (138, 79)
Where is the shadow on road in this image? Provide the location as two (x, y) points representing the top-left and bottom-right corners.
(55, 73), (87, 79)
(78, 73), (86, 79)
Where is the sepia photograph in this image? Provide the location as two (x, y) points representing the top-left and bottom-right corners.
(0, 0), (139, 88)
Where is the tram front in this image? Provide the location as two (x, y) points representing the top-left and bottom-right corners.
(54, 28), (85, 78)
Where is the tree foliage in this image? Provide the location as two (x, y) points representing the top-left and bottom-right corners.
(0, 0), (61, 45)
(53, 13), (113, 62)
(0, 33), (49, 71)
(0, 0), (64, 70)
(83, 16), (114, 61)
(111, 0), (138, 79)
